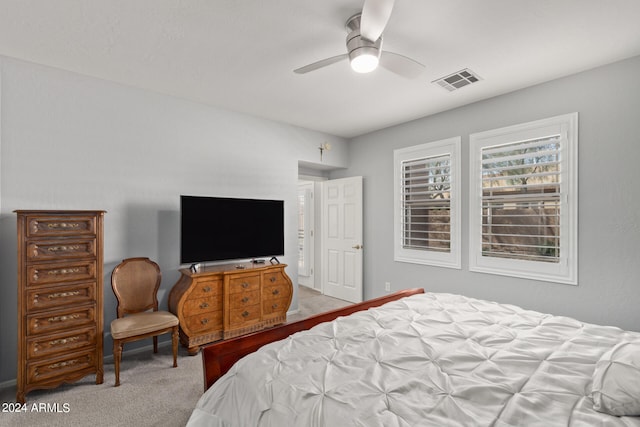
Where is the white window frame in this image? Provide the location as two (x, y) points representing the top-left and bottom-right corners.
(394, 137), (461, 269)
(469, 113), (578, 284)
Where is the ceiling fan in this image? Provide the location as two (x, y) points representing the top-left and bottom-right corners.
(294, 0), (425, 78)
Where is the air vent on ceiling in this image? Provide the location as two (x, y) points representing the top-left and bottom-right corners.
(433, 68), (482, 92)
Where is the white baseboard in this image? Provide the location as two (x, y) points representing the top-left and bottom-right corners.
(0, 378), (17, 390)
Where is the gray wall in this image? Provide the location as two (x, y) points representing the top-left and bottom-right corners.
(332, 55), (640, 332)
(0, 56), (349, 384)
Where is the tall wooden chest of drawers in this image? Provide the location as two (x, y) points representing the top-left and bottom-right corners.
(16, 210), (105, 403)
(169, 262), (292, 355)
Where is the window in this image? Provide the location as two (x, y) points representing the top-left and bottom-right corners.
(469, 113), (578, 284)
(394, 137), (461, 269)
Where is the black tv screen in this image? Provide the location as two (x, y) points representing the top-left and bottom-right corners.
(180, 195), (285, 264)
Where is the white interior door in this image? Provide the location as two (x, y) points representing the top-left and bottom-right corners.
(321, 176), (363, 303)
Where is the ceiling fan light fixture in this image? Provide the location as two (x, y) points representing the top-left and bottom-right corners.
(350, 49), (379, 73)
(346, 27), (382, 74)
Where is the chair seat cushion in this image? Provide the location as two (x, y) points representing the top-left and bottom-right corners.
(111, 311), (179, 340)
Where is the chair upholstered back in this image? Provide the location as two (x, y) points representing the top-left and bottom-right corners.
(111, 257), (161, 318)
(109, 257), (179, 387)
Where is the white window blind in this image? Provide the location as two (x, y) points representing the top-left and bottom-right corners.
(469, 113), (578, 285)
(401, 154), (452, 252)
(394, 137), (461, 269)
(481, 136), (561, 262)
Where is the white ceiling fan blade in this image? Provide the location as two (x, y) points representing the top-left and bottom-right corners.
(294, 54), (348, 74)
(379, 51), (425, 79)
(360, 0), (395, 42)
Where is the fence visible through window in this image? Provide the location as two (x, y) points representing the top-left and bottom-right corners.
(481, 136), (561, 263)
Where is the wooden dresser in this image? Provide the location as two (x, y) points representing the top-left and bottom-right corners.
(16, 210), (105, 403)
(169, 262), (292, 355)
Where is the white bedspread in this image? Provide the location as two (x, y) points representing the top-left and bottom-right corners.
(187, 293), (640, 426)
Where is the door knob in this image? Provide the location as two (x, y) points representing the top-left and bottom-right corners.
(352, 244), (363, 250)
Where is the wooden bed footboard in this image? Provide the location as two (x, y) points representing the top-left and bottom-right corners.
(201, 288), (425, 390)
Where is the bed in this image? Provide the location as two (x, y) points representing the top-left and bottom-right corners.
(187, 289), (640, 426)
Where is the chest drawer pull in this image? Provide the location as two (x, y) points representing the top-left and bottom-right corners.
(269, 276), (277, 283)
(47, 222), (81, 230)
(47, 268), (81, 276)
(48, 314), (80, 323)
(241, 282), (249, 289)
(202, 286), (211, 293)
(241, 297), (249, 303)
(272, 289), (280, 295)
(47, 245), (81, 253)
(199, 302), (209, 309)
(201, 318), (209, 325)
(48, 336), (80, 347)
(272, 303), (278, 309)
(48, 290), (81, 299)
(241, 311), (249, 318)
(48, 359), (79, 370)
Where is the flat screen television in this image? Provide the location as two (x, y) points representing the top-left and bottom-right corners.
(180, 195), (285, 265)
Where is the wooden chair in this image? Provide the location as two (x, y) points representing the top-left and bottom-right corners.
(110, 257), (179, 386)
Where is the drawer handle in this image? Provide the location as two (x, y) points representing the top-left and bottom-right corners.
(48, 359), (80, 370)
(48, 336), (80, 347)
(241, 282), (249, 289)
(47, 268), (82, 276)
(241, 297), (249, 303)
(272, 304), (278, 309)
(272, 289), (280, 295)
(242, 311), (249, 318)
(47, 245), (82, 252)
(47, 222), (81, 230)
(48, 314), (80, 323)
(201, 318), (209, 325)
(199, 302), (209, 309)
(269, 276), (277, 283)
(48, 290), (81, 299)
(202, 286), (211, 293)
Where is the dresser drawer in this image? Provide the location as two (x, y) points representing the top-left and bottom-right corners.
(263, 270), (288, 287)
(27, 327), (96, 359)
(26, 215), (97, 238)
(263, 296), (289, 316)
(26, 349), (98, 385)
(183, 295), (221, 315)
(27, 282), (96, 312)
(189, 279), (222, 299)
(184, 311), (223, 334)
(228, 289), (260, 309)
(228, 274), (260, 294)
(27, 305), (96, 336)
(263, 283), (290, 302)
(228, 304), (261, 326)
(26, 238), (96, 261)
(27, 260), (96, 287)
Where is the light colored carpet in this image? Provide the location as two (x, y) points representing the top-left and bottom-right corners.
(0, 346), (202, 427)
(287, 285), (351, 322)
(0, 287), (350, 427)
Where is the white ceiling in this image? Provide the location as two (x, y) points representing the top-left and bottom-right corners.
(1, 1), (640, 138)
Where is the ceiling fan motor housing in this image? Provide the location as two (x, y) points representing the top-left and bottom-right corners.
(346, 13), (382, 72)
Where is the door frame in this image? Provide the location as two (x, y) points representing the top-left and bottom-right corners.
(297, 175), (327, 292)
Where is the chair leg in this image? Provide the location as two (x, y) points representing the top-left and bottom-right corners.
(153, 335), (158, 353)
(172, 326), (179, 368)
(113, 339), (123, 387)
